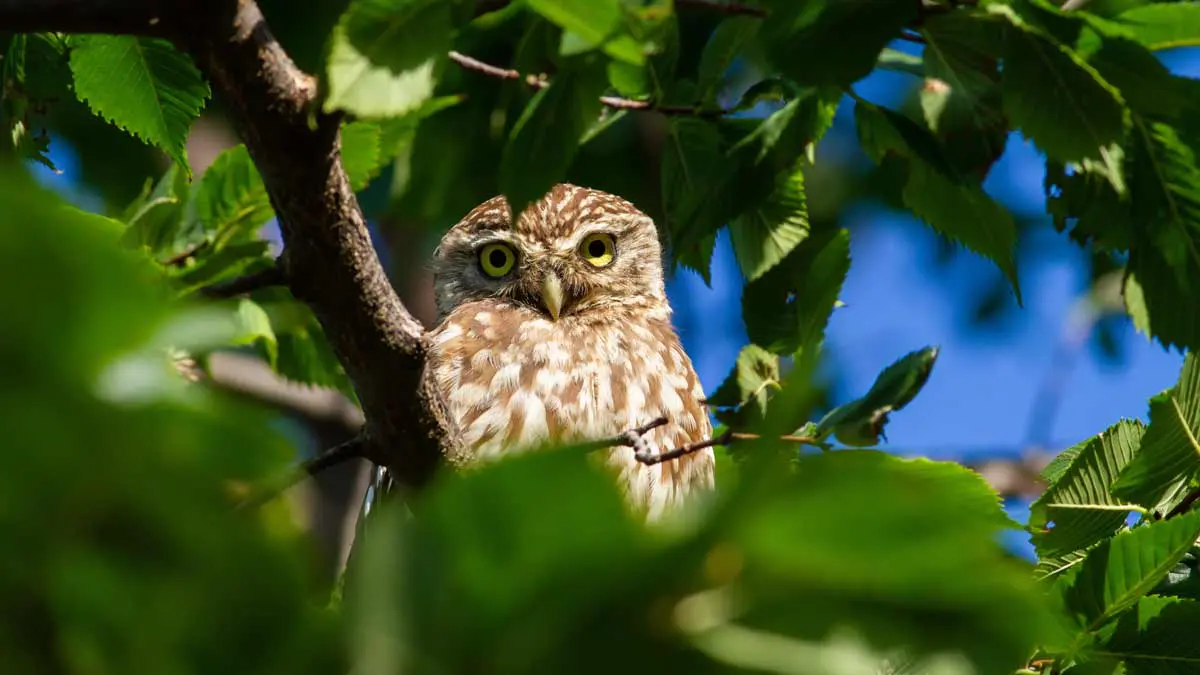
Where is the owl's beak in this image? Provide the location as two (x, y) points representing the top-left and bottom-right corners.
(541, 271), (564, 321)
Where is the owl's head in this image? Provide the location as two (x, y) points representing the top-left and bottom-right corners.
(431, 184), (668, 323)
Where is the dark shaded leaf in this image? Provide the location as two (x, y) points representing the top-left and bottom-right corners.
(742, 228), (850, 356)
(814, 346), (939, 447)
(500, 61), (607, 219)
(758, 0), (919, 87)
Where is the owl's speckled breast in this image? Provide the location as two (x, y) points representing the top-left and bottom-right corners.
(427, 299), (713, 516)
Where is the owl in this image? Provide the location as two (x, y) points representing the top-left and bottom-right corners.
(423, 183), (715, 520)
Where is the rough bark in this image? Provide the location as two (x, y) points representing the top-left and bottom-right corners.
(1, 0), (459, 490)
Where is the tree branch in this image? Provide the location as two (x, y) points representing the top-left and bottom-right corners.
(175, 0), (458, 487)
(235, 436), (365, 511)
(448, 51), (730, 117)
(0, 0), (461, 489)
(198, 264), (285, 299)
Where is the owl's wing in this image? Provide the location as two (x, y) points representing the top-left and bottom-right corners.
(635, 368), (715, 521)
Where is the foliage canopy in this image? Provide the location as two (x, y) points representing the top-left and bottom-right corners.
(4, 0), (1200, 673)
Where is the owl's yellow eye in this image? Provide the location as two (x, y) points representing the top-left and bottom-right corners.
(579, 233), (616, 267)
(478, 242), (516, 278)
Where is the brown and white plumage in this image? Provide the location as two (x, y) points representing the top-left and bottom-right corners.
(424, 184), (714, 519)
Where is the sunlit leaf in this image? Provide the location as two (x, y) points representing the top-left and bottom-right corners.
(1111, 2), (1200, 50)
(989, 3), (1127, 167)
(729, 167), (809, 282)
(191, 145), (273, 246)
(1056, 511), (1200, 635)
(1030, 420), (1146, 560)
(68, 35), (210, 174)
(324, 0), (452, 118)
(1112, 353), (1200, 513)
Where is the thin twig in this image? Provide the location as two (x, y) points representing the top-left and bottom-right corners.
(447, 51), (729, 117)
(236, 437), (365, 511)
(198, 264), (284, 299)
(161, 240), (211, 266)
(637, 428), (734, 466)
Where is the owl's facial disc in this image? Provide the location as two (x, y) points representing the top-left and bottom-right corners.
(541, 270), (564, 321)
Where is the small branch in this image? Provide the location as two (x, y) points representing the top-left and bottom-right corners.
(448, 51), (729, 118)
(637, 428), (733, 466)
(236, 437), (365, 511)
(898, 30), (927, 44)
(198, 264), (285, 299)
(160, 240), (211, 266)
(1165, 488), (1200, 520)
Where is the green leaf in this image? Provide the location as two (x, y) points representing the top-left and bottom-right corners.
(120, 163), (189, 254)
(341, 120), (383, 191)
(231, 298), (278, 366)
(174, 241), (272, 295)
(526, 0), (646, 65)
(758, 0), (919, 87)
(1056, 510), (1200, 636)
(990, 3), (1128, 164)
(723, 450), (1052, 672)
(1029, 420), (1146, 560)
(729, 166), (809, 282)
(192, 145), (273, 246)
(707, 344), (781, 419)
(347, 449), (654, 675)
(814, 346), (940, 447)
(854, 101), (1020, 297)
(742, 228), (850, 356)
(270, 304), (356, 399)
(68, 35), (210, 174)
(903, 161), (1021, 298)
(323, 0), (452, 118)
(1112, 2), (1200, 50)
(1128, 119), (1200, 274)
(0, 163), (340, 675)
(919, 12), (1010, 180)
(499, 62), (607, 219)
(1112, 353), (1200, 512)
(696, 16), (759, 103)
(1092, 596), (1200, 672)
(1123, 253), (1200, 353)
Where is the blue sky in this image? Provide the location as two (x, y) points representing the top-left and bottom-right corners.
(669, 43), (1197, 465)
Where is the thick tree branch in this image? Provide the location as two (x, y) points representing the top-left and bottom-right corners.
(175, 0), (458, 488)
(0, 0), (460, 489)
